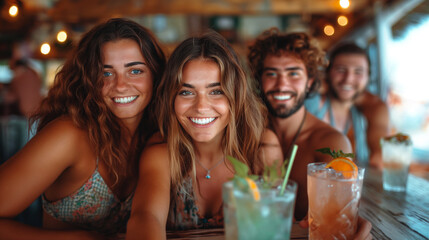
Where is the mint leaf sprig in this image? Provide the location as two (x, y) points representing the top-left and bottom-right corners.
(227, 156), (287, 190)
(227, 156), (257, 193)
(316, 147), (355, 159)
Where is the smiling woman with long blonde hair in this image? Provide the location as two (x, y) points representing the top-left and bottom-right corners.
(126, 31), (282, 239)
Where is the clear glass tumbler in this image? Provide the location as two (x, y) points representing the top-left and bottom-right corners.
(223, 179), (297, 240)
(307, 162), (365, 240)
(380, 135), (413, 192)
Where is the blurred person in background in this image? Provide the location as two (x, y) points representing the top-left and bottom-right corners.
(0, 58), (43, 163)
(305, 43), (389, 169)
(0, 18), (166, 239)
(0, 57), (44, 227)
(4, 58), (43, 118)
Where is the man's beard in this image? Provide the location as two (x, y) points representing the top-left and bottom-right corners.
(262, 91), (306, 119)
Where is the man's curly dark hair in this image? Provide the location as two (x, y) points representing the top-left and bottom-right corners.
(248, 28), (327, 98)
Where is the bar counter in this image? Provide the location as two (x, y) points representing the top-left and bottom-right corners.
(166, 168), (429, 239)
(359, 168), (429, 239)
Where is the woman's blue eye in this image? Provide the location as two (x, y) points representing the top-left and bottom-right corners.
(211, 89), (224, 95)
(131, 69), (142, 75)
(103, 72), (112, 77)
(289, 71), (299, 76)
(179, 90), (192, 96)
(265, 72), (277, 77)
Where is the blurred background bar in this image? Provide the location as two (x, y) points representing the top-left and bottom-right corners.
(0, 0), (428, 172)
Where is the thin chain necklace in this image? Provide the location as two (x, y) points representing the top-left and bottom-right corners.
(196, 156), (224, 179)
(285, 109), (307, 157)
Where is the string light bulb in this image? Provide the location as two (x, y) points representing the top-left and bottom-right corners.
(339, 0), (350, 9)
(57, 31), (67, 43)
(41, 43), (51, 55)
(324, 25), (335, 36)
(338, 16), (348, 26)
(9, 5), (18, 17)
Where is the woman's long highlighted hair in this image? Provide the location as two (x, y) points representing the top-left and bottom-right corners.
(156, 31), (267, 191)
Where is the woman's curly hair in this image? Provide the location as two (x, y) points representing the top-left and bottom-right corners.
(248, 28), (327, 98)
(30, 18), (166, 190)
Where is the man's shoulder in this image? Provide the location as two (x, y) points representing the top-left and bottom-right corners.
(301, 112), (351, 150)
(305, 112), (342, 137)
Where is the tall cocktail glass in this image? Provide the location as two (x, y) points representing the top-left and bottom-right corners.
(380, 134), (413, 192)
(223, 180), (297, 240)
(307, 162), (365, 240)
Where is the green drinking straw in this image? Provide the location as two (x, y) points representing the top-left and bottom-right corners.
(280, 144), (298, 195)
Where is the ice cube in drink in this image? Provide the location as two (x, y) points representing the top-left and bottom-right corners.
(223, 180), (297, 240)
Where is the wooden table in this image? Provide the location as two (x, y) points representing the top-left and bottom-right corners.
(167, 222), (308, 239)
(359, 168), (429, 239)
(167, 168), (429, 239)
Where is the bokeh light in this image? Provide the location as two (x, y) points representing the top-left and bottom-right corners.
(9, 5), (18, 17)
(57, 31), (67, 42)
(338, 16), (348, 26)
(339, 0), (350, 9)
(41, 43), (51, 55)
(324, 25), (335, 36)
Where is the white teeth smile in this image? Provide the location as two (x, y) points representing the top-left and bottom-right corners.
(273, 95), (292, 100)
(114, 96), (137, 104)
(190, 117), (216, 125)
(341, 85), (353, 91)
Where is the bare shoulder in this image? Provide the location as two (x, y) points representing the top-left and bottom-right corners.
(21, 117), (89, 161)
(261, 128), (281, 146)
(39, 117), (87, 141)
(357, 92), (389, 117)
(0, 117), (90, 216)
(139, 142), (169, 168)
(305, 113), (352, 153)
(260, 128), (283, 166)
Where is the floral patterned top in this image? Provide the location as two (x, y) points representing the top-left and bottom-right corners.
(167, 177), (223, 230)
(42, 161), (133, 235)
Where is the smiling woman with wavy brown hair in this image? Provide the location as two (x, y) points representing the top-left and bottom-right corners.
(0, 18), (165, 239)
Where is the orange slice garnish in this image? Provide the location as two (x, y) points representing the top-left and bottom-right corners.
(245, 178), (260, 201)
(325, 157), (358, 179)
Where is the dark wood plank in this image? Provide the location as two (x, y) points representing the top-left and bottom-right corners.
(360, 168), (429, 240)
(166, 222), (308, 239)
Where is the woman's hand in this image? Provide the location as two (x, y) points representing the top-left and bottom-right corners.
(298, 215), (372, 240)
(354, 216), (372, 240)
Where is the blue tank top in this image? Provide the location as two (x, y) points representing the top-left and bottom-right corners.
(305, 94), (369, 166)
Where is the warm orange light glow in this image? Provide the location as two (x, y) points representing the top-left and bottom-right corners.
(41, 43), (51, 55)
(324, 25), (335, 36)
(9, 5), (18, 17)
(57, 31), (67, 42)
(338, 16), (348, 26)
(339, 0), (350, 9)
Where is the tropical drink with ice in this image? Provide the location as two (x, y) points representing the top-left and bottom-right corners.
(381, 133), (412, 192)
(223, 180), (296, 240)
(307, 149), (365, 240)
(223, 156), (297, 240)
